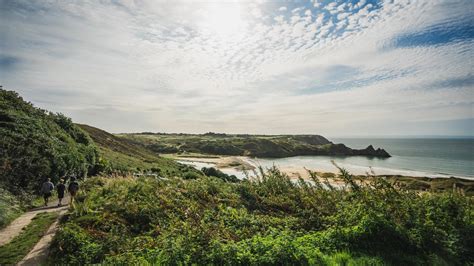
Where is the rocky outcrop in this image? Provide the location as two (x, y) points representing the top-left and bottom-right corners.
(355, 145), (391, 158)
(326, 144), (391, 158)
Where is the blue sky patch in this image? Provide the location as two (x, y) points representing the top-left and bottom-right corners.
(389, 19), (474, 48)
(432, 75), (474, 89)
(0, 55), (20, 71)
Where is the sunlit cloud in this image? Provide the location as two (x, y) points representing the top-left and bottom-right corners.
(1, 0), (472, 136)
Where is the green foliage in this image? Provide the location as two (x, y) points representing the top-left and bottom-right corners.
(49, 222), (104, 265)
(0, 89), (98, 194)
(0, 212), (58, 265)
(50, 168), (473, 265)
(0, 187), (23, 228)
(183, 171), (203, 180)
(201, 167), (239, 182)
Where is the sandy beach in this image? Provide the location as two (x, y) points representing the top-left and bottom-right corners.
(171, 155), (348, 185)
(171, 154), (474, 184)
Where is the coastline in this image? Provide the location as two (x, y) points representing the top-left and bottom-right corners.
(171, 154), (474, 195)
(169, 154), (474, 181)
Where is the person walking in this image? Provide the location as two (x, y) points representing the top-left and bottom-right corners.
(41, 178), (54, 206)
(56, 179), (66, 206)
(68, 177), (79, 204)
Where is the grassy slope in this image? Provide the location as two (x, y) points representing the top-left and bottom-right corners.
(119, 133), (390, 158)
(77, 124), (199, 177)
(0, 212), (58, 265)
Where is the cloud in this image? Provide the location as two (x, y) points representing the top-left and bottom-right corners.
(0, 0), (473, 136)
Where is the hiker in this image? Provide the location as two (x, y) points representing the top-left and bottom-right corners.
(68, 177), (79, 204)
(56, 178), (66, 206)
(41, 178), (54, 206)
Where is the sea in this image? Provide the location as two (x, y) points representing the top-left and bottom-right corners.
(179, 138), (474, 180)
(253, 138), (474, 180)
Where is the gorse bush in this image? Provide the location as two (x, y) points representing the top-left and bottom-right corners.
(201, 167), (239, 182)
(50, 168), (473, 265)
(0, 89), (98, 194)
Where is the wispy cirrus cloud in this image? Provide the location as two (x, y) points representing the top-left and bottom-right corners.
(0, 0), (472, 136)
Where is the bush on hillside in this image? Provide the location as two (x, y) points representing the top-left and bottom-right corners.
(0, 89), (98, 194)
(201, 167), (239, 182)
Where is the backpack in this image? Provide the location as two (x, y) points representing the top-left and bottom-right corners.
(69, 181), (79, 192)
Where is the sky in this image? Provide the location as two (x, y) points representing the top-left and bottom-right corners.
(1, 0), (473, 136)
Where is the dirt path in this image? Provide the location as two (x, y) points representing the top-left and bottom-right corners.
(0, 196), (70, 247)
(17, 209), (68, 265)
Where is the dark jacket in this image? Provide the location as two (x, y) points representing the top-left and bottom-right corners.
(57, 183), (66, 198)
(41, 181), (54, 194)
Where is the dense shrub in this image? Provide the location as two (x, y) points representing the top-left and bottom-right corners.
(201, 167), (239, 182)
(49, 223), (104, 264)
(50, 169), (473, 265)
(0, 89), (98, 194)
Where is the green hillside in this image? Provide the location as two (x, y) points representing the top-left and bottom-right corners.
(0, 89), (198, 194)
(0, 89), (97, 194)
(76, 124), (199, 178)
(0, 89), (201, 229)
(120, 133), (391, 158)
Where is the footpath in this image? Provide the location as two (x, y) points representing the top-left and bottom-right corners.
(0, 196), (70, 265)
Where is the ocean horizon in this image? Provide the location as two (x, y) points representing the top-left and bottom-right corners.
(253, 137), (473, 179)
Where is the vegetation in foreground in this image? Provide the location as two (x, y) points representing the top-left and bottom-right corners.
(119, 132), (391, 158)
(50, 168), (473, 265)
(0, 212), (58, 265)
